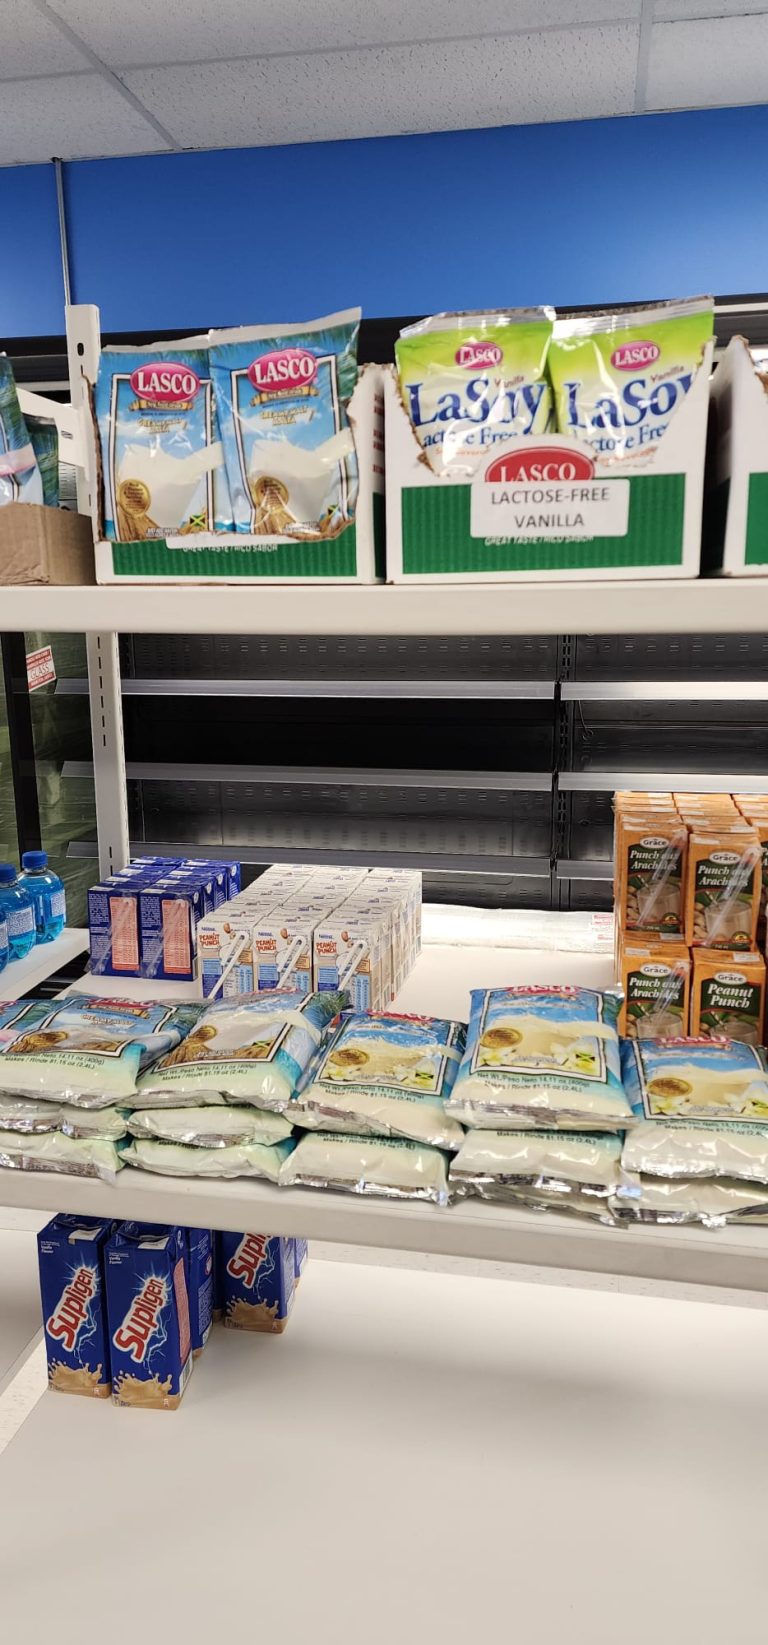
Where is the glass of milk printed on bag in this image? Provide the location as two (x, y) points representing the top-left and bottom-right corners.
(209, 309), (360, 538)
(96, 346), (231, 541)
(395, 309), (555, 476)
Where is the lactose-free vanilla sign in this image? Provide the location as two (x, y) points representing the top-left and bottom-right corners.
(470, 439), (630, 539)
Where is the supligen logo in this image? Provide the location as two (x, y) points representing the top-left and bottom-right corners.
(113, 1276), (167, 1362)
(46, 1265), (98, 1353)
(226, 1234), (269, 1290)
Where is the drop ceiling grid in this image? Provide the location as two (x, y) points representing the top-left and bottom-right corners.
(0, 2), (766, 165)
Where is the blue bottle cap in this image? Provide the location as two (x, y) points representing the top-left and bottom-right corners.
(0, 864), (17, 885)
(21, 851), (47, 871)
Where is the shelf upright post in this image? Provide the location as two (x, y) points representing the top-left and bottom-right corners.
(65, 303), (130, 877)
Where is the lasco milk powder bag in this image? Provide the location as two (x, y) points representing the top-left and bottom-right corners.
(292, 1010), (466, 1149)
(548, 297), (714, 460)
(620, 1035), (768, 1123)
(395, 308), (554, 476)
(0, 1130), (124, 1181)
(95, 342), (232, 541)
(0, 356), (43, 506)
(126, 1104), (292, 1148)
(38, 1216), (114, 1397)
(121, 1136), (294, 1182)
(26, 416), (59, 507)
(280, 1130), (450, 1205)
(209, 308), (360, 537)
(446, 987), (630, 1130)
(0, 1021), (144, 1107)
(134, 989), (347, 1109)
(449, 1128), (624, 1203)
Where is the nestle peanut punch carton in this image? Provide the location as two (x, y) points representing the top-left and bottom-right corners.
(691, 949), (766, 1045)
(105, 1222), (192, 1409)
(38, 1215), (113, 1397)
(221, 1232), (296, 1333)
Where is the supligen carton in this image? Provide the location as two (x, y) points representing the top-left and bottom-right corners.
(38, 1214), (114, 1397)
(105, 1222), (192, 1409)
(220, 1232), (296, 1333)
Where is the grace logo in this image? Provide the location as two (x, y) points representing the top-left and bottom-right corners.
(248, 348), (317, 393)
(484, 446), (594, 485)
(226, 1234), (269, 1290)
(610, 341), (660, 370)
(640, 964), (671, 978)
(129, 363), (201, 404)
(113, 1276), (167, 1363)
(46, 1265), (97, 1353)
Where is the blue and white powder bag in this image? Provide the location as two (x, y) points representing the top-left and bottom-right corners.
(0, 356), (43, 506)
(95, 340), (232, 541)
(209, 308), (360, 538)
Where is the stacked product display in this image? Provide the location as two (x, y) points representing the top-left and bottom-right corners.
(38, 1214), (306, 1410)
(0, 355), (57, 510)
(614, 790), (767, 1041)
(88, 855), (241, 980)
(0, 853), (67, 975)
(198, 862), (421, 1006)
(3, 980), (768, 1229)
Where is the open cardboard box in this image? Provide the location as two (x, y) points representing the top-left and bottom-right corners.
(0, 502), (95, 586)
(84, 326), (384, 585)
(384, 341), (714, 582)
(706, 336), (768, 576)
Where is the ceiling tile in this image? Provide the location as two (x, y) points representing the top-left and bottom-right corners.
(124, 25), (638, 149)
(655, 1), (768, 17)
(647, 14), (768, 109)
(46, 0), (640, 67)
(0, 73), (171, 163)
(0, 0), (90, 79)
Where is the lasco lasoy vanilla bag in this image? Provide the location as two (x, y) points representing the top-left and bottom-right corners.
(95, 340), (232, 541)
(548, 296), (714, 460)
(395, 308), (554, 476)
(0, 356), (43, 506)
(209, 308), (360, 538)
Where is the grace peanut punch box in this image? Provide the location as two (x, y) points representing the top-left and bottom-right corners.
(77, 305), (383, 584)
(388, 300), (714, 581)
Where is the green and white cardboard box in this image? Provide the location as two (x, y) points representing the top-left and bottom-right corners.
(91, 363), (384, 585)
(707, 336), (768, 576)
(384, 346), (713, 583)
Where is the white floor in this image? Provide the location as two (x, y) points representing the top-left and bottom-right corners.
(0, 1249), (765, 1642)
(0, 1213), (46, 1394)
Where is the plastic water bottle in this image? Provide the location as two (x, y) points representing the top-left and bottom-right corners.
(18, 851), (67, 943)
(0, 912), (8, 976)
(0, 865), (36, 961)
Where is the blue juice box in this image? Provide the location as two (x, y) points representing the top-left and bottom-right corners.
(88, 880), (144, 976)
(220, 1232), (296, 1333)
(38, 1214), (114, 1397)
(185, 1227), (214, 1356)
(105, 1222), (192, 1409)
(294, 1238), (308, 1282)
(139, 879), (205, 981)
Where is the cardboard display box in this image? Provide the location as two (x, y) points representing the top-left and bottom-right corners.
(90, 363), (384, 586)
(0, 503), (95, 585)
(706, 336), (768, 576)
(384, 344), (713, 583)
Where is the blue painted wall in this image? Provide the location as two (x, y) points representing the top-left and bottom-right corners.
(8, 102), (768, 337)
(0, 165), (66, 338)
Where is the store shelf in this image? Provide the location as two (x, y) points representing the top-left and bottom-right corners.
(0, 929), (88, 1002)
(4, 579), (768, 638)
(562, 681), (768, 701)
(63, 762), (554, 793)
(3, 1161), (768, 1296)
(66, 839), (553, 878)
(4, 1261), (766, 1645)
(61, 972), (202, 1004)
(560, 771), (768, 792)
(556, 860), (614, 881)
(56, 677), (556, 700)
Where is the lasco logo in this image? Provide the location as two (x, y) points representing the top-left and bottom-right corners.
(484, 446), (594, 484)
(248, 348), (317, 393)
(129, 363), (201, 404)
(455, 342), (503, 369)
(226, 1234), (269, 1289)
(113, 1276), (167, 1362)
(46, 1266), (97, 1352)
(610, 341), (660, 370)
